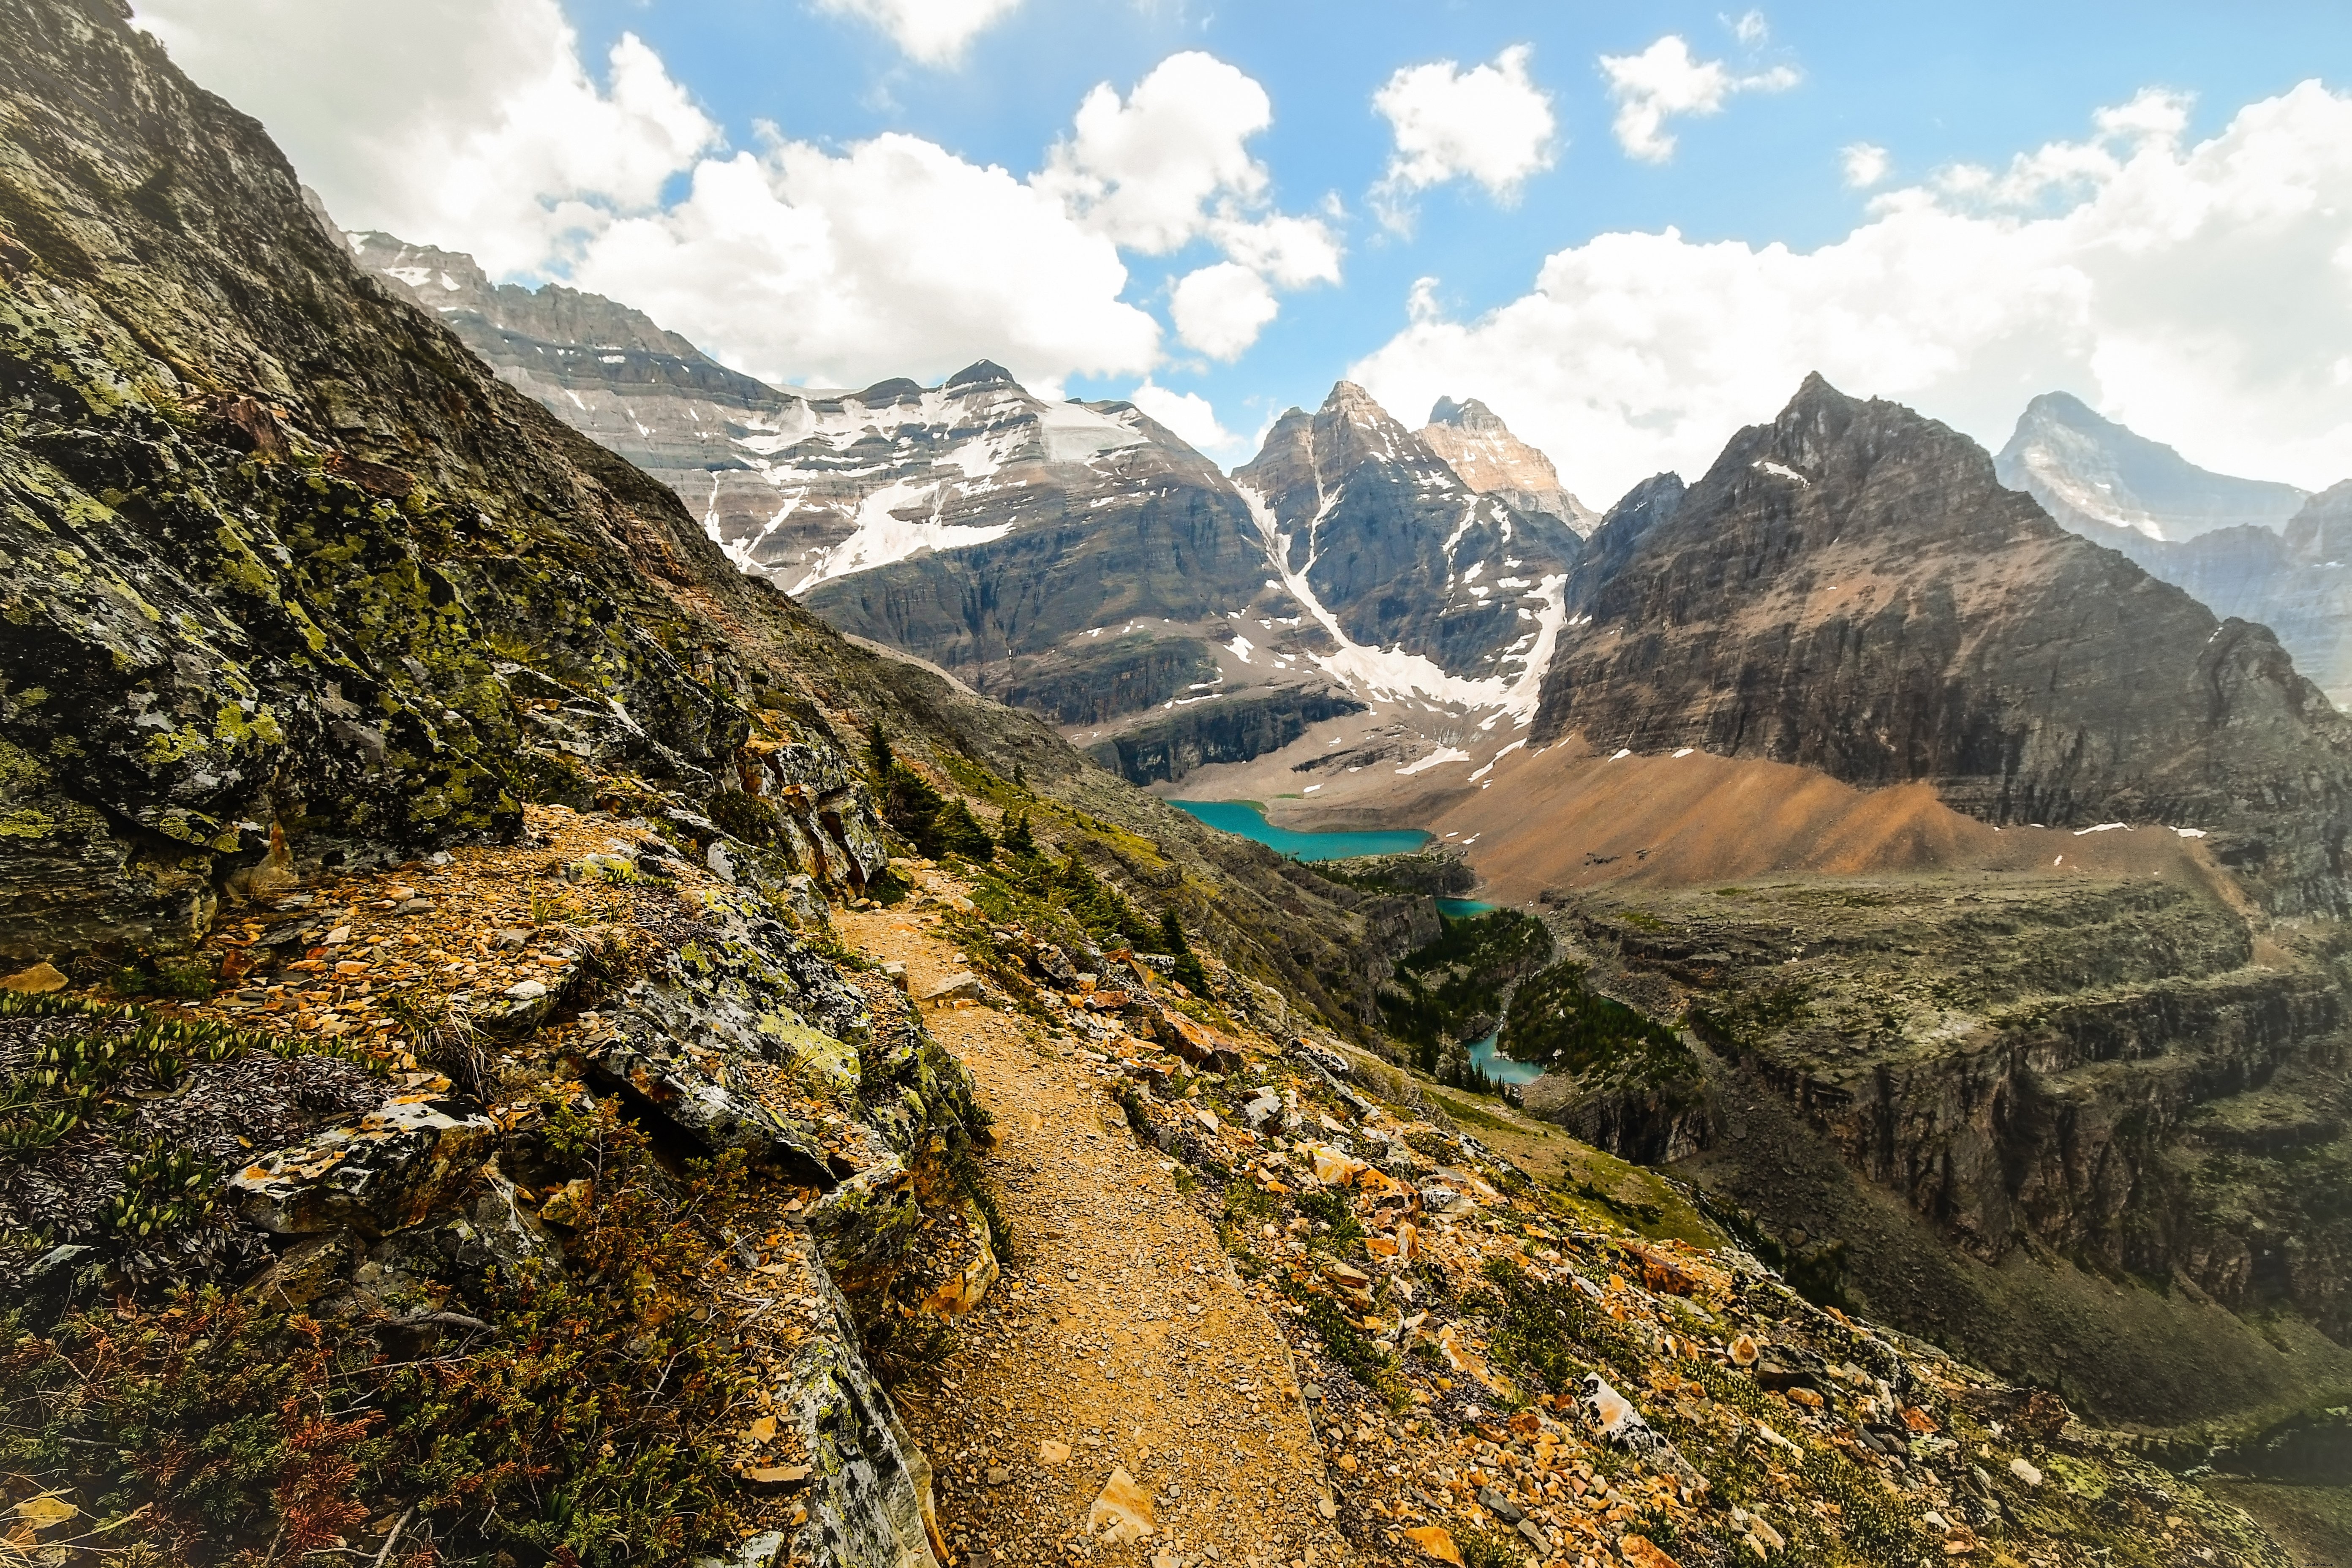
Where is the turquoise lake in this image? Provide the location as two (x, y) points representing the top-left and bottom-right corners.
(1469, 1030), (1545, 1086)
(1168, 800), (1433, 861)
(1436, 898), (1496, 918)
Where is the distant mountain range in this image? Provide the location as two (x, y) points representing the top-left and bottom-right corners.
(347, 229), (2352, 755)
(1994, 391), (2352, 704)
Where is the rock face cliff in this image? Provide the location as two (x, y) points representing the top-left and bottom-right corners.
(1234, 381), (1584, 693)
(790, 366), (1316, 727)
(1534, 375), (2352, 916)
(1418, 395), (1598, 536)
(1994, 390), (2308, 542)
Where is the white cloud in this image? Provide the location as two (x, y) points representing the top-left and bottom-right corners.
(1168, 261), (1279, 360)
(1350, 81), (2352, 505)
(129, 8), (1342, 389)
(1372, 44), (1557, 217)
(1041, 52), (1272, 252)
(1209, 212), (1343, 289)
(1598, 34), (1798, 164)
(1729, 9), (1769, 46)
(1128, 381), (1236, 453)
(1038, 52), (1339, 358)
(1842, 142), (1890, 188)
(574, 136), (1158, 389)
(812, 0), (1023, 65)
(133, 0), (718, 277)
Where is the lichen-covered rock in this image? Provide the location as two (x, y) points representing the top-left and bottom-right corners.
(229, 1094), (496, 1237)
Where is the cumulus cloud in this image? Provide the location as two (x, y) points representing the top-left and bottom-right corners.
(1372, 44), (1557, 222)
(1168, 262), (1279, 360)
(133, 0), (718, 277)
(812, 0), (1023, 65)
(1042, 52), (1272, 252)
(1350, 82), (2352, 504)
(1034, 52), (1338, 358)
(1841, 142), (1891, 188)
(132, 6), (1333, 387)
(574, 136), (1158, 389)
(1598, 34), (1798, 163)
(1128, 381), (1236, 453)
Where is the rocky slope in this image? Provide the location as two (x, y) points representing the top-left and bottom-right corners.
(1993, 390), (2308, 543)
(1420, 395), (1598, 536)
(1533, 374), (2352, 918)
(0, 3), (1457, 1560)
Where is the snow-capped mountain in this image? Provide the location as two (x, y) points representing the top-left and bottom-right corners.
(1232, 382), (1584, 720)
(347, 232), (1597, 773)
(1993, 391), (2307, 542)
(1418, 396), (1598, 536)
(349, 229), (791, 504)
(1992, 392), (2352, 705)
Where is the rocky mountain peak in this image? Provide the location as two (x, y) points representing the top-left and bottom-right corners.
(945, 358), (1018, 389)
(1419, 394), (1598, 536)
(1994, 388), (2308, 542)
(1540, 374), (2352, 914)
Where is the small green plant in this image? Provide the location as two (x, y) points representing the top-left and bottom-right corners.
(1158, 909), (1213, 995)
(96, 1142), (219, 1240)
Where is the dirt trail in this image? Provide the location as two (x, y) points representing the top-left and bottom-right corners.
(836, 909), (1354, 1568)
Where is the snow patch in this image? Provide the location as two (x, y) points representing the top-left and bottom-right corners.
(1396, 747), (1472, 776)
(2073, 822), (2130, 835)
(1753, 460), (1811, 486)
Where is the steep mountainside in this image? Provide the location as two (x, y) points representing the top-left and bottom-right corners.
(1418, 395), (1598, 536)
(2026, 480), (2352, 709)
(1534, 374), (2352, 917)
(788, 365), (1320, 727)
(1235, 381), (1584, 696)
(350, 229), (793, 503)
(1994, 390), (2308, 542)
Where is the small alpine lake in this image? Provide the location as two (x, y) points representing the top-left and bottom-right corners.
(1469, 1029), (1545, 1086)
(1167, 799), (1434, 861)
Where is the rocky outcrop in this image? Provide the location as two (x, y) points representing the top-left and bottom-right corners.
(1560, 876), (2352, 1431)
(1993, 391), (2308, 542)
(1534, 375), (2352, 916)
(1236, 383), (1584, 682)
(1420, 395), (1598, 535)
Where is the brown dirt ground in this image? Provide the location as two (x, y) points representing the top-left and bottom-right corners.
(836, 908), (1354, 1568)
(1424, 740), (2224, 907)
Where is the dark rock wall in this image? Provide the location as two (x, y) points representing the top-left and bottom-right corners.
(1085, 688), (1368, 785)
(1534, 376), (2352, 915)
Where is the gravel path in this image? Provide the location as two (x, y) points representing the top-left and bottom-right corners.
(838, 908), (1355, 1568)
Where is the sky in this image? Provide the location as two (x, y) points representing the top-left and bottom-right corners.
(133, 0), (2352, 503)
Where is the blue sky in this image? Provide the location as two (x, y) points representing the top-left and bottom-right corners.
(138, 0), (2352, 495)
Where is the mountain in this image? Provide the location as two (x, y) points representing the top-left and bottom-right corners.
(1418, 395), (1598, 535)
(341, 249), (1603, 785)
(1537, 373), (2352, 917)
(1994, 396), (2352, 705)
(1994, 390), (2308, 542)
(1234, 381), (1584, 696)
(348, 229), (796, 539)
